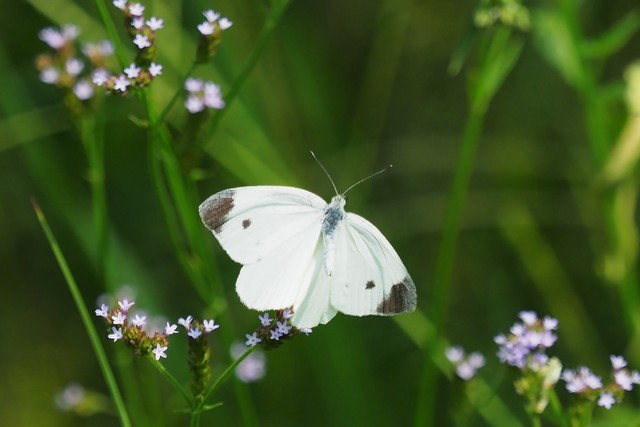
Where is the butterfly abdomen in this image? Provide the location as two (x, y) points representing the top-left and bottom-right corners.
(321, 196), (346, 276)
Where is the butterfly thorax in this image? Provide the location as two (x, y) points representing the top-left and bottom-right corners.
(321, 196), (346, 276)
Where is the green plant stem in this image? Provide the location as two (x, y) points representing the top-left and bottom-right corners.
(414, 107), (484, 427)
(80, 115), (109, 285)
(92, 0), (128, 68)
(148, 357), (193, 407)
(430, 105), (484, 329)
(142, 90), (258, 424)
(559, 0), (640, 342)
(529, 413), (542, 427)
(205, 0), (292, 138)
(415, 26), (522, 427)
(547, 389), (568, 427)
(154, 61), (198, 128)
(188, 346), (255, 427)
(33, 201), (131, 427)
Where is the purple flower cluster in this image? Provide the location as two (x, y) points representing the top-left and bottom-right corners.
(184, 78), (225, 114)
(95, 298), (177, 360)
(562, 355), (640, 409)
(195, 9), (233, 64)
(92, 1), (164, 94)
(495, 311), (558, 369)
(36, 25), (113, 104)
(445, 346), (485, 380)
(245, 308), (311, 349)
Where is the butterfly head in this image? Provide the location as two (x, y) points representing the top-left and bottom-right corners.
(329, 195), (346, 209)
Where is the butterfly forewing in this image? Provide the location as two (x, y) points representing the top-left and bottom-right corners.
(330, 213), (417, 317)
(199, 186), (327, 264)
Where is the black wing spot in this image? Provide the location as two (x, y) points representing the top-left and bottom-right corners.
(242, 219), (252, 229)
(365, 280), (375, 290)
(377, 276), (417, 314)
(199, 189), (235, 233)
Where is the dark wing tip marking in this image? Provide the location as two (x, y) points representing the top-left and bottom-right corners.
(365, 280), (375, 290)
(377, 276), (417, 315)
(242, 219), (252, 229)
(199, 189), (235, 233)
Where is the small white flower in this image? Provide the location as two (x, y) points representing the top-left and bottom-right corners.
(203, 83), (224, 109)
(231, 342), (266, 383)
(40, 67), (60, 84)
(92, 69), (110, 86)
(39, 27), (66, 49)
(203, 319), (220, 332)
(124, 63), (141, 79)
(113, 75), (131, 92)
(185, 77), (203, 92)
(258, 312), (272, 326)
(615, 370), (634, 391)
(299, 327), (312, 335)
(611, 355), (627, 370)
(131, 17), (145, 30)
(245, 332), (262, 347)
(98, 40), (114, 55)
(197, 21), (214, 36)
(128, 2), (145, 16)
(149, 62), (163, 77)
(276, 321), (292, 335)
(113, 0), (127, 10)
(54, 383), (86, 411)
(188, 328), (202, 339)
(133, 34), (151, 49)
(270, 330), (282, 340)
(112, 312), (127, 325)
(65, 58), (84, 76)
(131, 314), (146, 327)
(95, 304), (109, 318)
(118, 298), (135, 311)
(282, 308), (293, 319)
(563, 367), (603, 393)
(108, 327), (123, 342)
(164, 322), (178, 335)
(542, 316), (558, 330)
(445, 346), (465, 363)
(178, 316), (193, 328)
(152, 344), (168, 360)
(598, 392), (616, 409)
(203, 10), (220, 22)
(456, 361), (478, 380)
(219, 18), (233, 30)
(519, 311), (537, 326)
(185, 95), (205, 114)
(147, 17), (164, 31)
(73, 80), (94, 100)
(62, 24), (80, 40)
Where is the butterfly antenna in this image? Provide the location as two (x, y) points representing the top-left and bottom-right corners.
(343, 164), (393, 196)
(310, 151), (340, 196)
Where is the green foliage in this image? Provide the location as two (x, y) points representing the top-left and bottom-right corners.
(2, 0), (640, 426)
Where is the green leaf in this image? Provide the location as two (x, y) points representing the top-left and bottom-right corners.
(581, 11), (640, 60)
(532, 9), (584, 87)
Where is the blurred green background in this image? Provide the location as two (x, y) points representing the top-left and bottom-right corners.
(2, 0), (640, 425)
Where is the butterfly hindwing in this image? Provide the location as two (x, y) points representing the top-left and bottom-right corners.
(330, 212), (417, 317)
(199, 186), (327, 265)
(235, 216), (324, 311)
(289, 240), (338, 328)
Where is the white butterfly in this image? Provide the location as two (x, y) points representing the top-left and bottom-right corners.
(199, 169), (416, 329)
